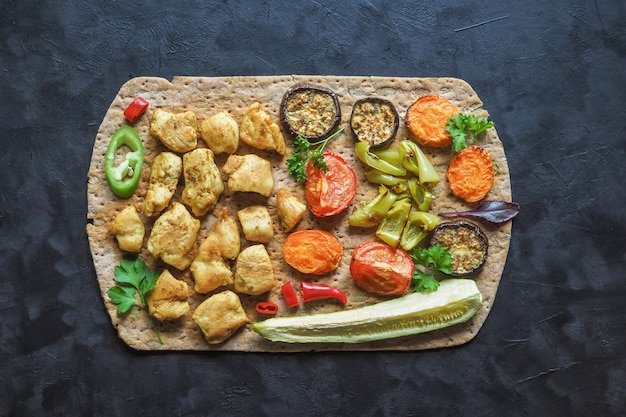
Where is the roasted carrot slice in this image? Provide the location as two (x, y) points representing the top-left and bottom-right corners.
(405, 96), (459, 148)
(283, 229), (343, 275)
(447, 145), (494, 203)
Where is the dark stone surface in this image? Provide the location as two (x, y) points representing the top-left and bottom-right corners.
(1, 0), (625, 415)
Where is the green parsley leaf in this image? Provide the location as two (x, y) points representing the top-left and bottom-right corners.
(108, 256), (162, 343)
(409, 244), (454, 293)
(107, 285), (137, 314)
(309, 151), (328, 171)
(411, 270), (440, 292)
(446, 114), (494, 152)
(426, 244), (453, 274)
(285, 127), (344, 181)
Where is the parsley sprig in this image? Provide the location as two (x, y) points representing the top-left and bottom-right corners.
(107, 257), (162, 343)
(286, 127), (345, 181)
(410, 244), (453, 292)
(445, 114), (494, 152)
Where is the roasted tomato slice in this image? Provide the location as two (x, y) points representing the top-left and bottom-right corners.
(305, 152), (357, 217)
(350, 241), (414, 296)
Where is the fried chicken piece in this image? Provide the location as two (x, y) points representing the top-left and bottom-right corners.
(193, 290), (249, 345)
(181, 148), (224, 217)
(150, 108), (198, 153)
(147, 202), (200, 270)
(222, 154), (274, 197)
(190, 243), (233, 294)
(239, 102), (286, 155)
(190, 208), (240, 293)
(109, 205), (144, 252)
(142, 152), (182, 217)
(237, 205), (274, 243)
(147, 269), (190, 321)
(276, 188), (306, 232)
(211, 207), (241, 260)
(234, 244), (275, 295)
(200, 111), (239, 154)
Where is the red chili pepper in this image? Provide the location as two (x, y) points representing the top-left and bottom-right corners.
(255, 301), (279, 315)
(124, 97), (149, 122)
(281, 282), (300, 308)
(300, 282), (348, 304)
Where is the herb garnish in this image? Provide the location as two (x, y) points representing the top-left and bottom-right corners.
(107, 257), (162, 343)
(445, 114), (495, 152)
(410, 244), (453, 292)
(286, 127), (345, 181)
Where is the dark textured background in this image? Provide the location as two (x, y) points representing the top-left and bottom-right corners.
(1, 0), (625, 416)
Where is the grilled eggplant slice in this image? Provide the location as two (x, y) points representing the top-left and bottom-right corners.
(280, 83), (341, 140)
(429, 220), (488, 276)
(350, 97), (399, 149)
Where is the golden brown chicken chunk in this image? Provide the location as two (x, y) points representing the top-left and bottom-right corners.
(147, 269), (190, 321)
(222, 154), (274, 197)
(181, 148), (224, 217)
(237, 205), (274, 243)
(190, 243), (233, 294)
(200, 111), (239, 155)
(150, 108), (198, 153)
(147, 202), (200, 270)
(142, 152), (182, 217)
(192, 290), (249, 345)
(189, 208), (240, 294)
(234, 244), (275, 295)
(276, 188), (307, 232)
(239, 102), (286, 155)
(210, 207), (241, 260)
(109, 205), (144, 252)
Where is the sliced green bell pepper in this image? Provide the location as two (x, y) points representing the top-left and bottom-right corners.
(104, 125), (144, 198)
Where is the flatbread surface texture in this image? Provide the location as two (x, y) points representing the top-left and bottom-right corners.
(86, 75), (512, 352)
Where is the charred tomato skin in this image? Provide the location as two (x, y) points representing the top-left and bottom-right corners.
(350, 241), (414, 296)
(350, 97), (399, 149)
(280, 83), (341, 141)
(429, 220), (489, 276)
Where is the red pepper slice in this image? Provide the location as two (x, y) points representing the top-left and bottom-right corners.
(281, 282), (300, 308)
(300, 282), (348, 304)
(255, 301), (279, 315)
(124, 97), (149, 122)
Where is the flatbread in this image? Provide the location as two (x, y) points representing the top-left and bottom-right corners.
(86, 75), (512, 352)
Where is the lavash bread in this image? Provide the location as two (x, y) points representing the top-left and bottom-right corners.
(86, 75), (512, 352)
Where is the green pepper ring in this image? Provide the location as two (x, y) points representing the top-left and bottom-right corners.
(104, 125), (144, 198)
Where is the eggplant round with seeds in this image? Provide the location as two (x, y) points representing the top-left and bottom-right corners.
(429, 220), (488, 276)
(350, 97), (399, 149)
(280, 83), (341, 140)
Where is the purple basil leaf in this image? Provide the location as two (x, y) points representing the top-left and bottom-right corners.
(438, 201), (520, 224)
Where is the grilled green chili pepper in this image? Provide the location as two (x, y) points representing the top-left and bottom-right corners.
(364, 169), (405, 187)
(355, 141), (406, 177)
(407, 178), (435, 212)
(376, 197), (411, 247)
(104, 125), (144, 198)
(399, 140), (440, 184)
(348, 185), (398, 228)
(399, 211), (440, 251)
(372, 148), (404, 167)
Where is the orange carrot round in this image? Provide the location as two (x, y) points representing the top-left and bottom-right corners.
(405, 95), (459, 148)
(283, 229), (343, 275)
(447, 145), (495, 203)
